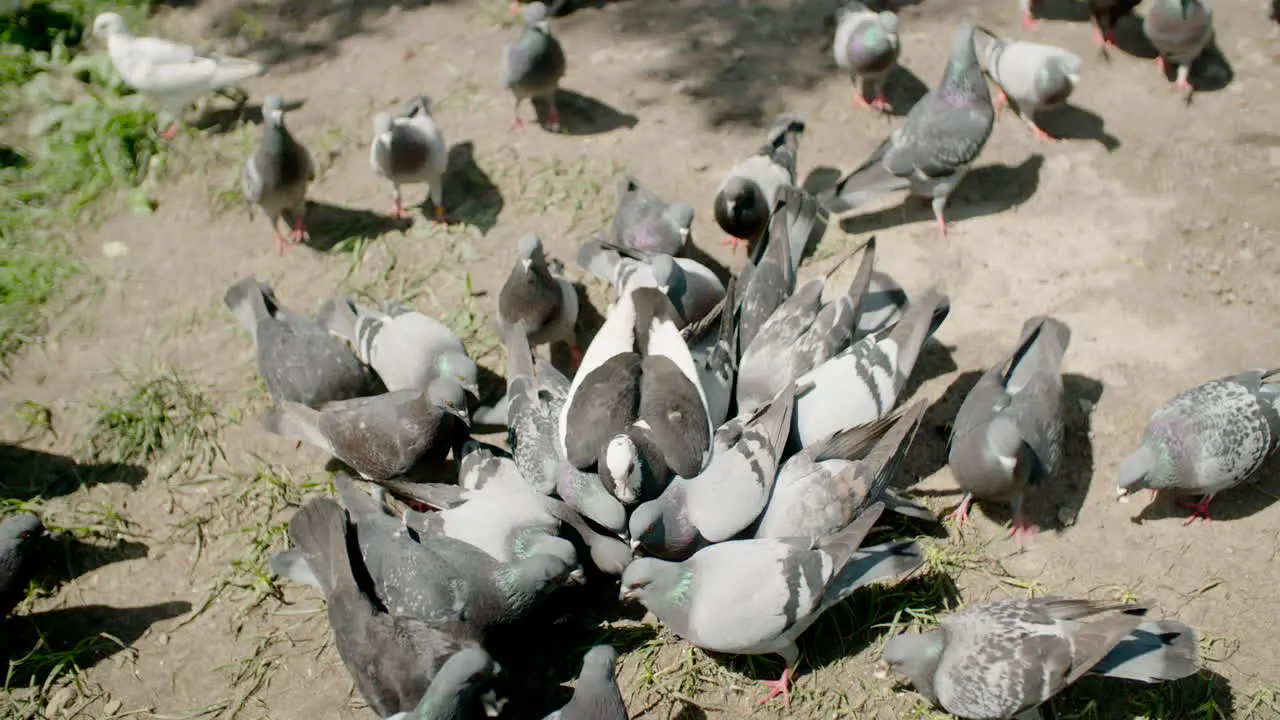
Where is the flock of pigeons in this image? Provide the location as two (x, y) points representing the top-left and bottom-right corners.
(2, 0), (1278, 719)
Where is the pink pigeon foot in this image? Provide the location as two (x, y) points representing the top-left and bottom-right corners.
(1174, 76), (1193, 93)
(936, 213), (949, 240)
(274, 230), (291, 256)
(869, 93), (893, 112)
(509, 116), (526, 132)
(1030, 123), (1058, 143)
(945, 494), (974, 526)
(159, 122), (180, 141)
(433, 206), (457, 224)
(1178, 496), (1214, 525)
(291, 217), (309, 245)
(720, 235), (745, 252)
(508, 0), (520, 16)
(1006, 516), (1040, 549)
(758, 667), (794, 705)
(1154, 56), (1169, 75)
(389, 199), (413, 220)
(546, 106), (562, 132)
(853, 92), (871, 109)
(994, 90), (1008, 118)
(1022, 13), (1039, 29)
(568, 345), (584, 374)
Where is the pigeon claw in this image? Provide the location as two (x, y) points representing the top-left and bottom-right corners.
(1174, 76), (1194, 93)
(433, 206), (457, 224)
(389, 200), (413, 220)
(758, 667), (794, 706)
(852, 93), (871, 109)
(509, 116), (526, 132)
(1021, 13), (1039, 30)
(274, 231), (291, 257)
(869, 94), (893, 113)
(994, 91), (1008, 118)
(945, 494), (974, 526)
(1178, 497), (1214, 525)
(568, 344), (584, 374)
(545, 106), (562, 133)
(159, 122), (180, 141)
(291, 218), (309, 246)
(719, 235), (745, 252)
(1030, 123), (1058, 143)
(1005, 518), (1040, 549)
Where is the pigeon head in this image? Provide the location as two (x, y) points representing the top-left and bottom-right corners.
(402, 94), (433, 119)
(619, 557), (686, 606)
(426, 376), (472, 426)
(516, 234), (547, 272)
(0, 514), (46, 548)
(580, 644), (621, 682)
(714, 177), (769, 245)
(600, 434), (642, 504)
(222, 277), (275, 338)
(661, 202), (696, 239)
(628, 489), (698, 559)
(372, 112), (395, 146)
(515, 551), (577, 591)
(410, 647), (503, 719)
(263, 94), (286, 126)
(649, 254), (680, 295)
(521, 1), (550, 25)
(941, 23), (987, 98)
(434, 350), (480, 397)
(876, 10), (900, 35)
(92, 12), (128, 38)
(1116, 439), (1173, 496)
(522, 533), (582, 582)
(881, 630), (944, 702)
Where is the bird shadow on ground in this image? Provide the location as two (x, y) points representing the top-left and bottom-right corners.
(1185, 40), (1234, 97)
(442, 141), (504, 235)
(682, 234), (733, 286)
(1030, 0), (1092, 23)
(534, 90), (639, 136)
(1109, 14), (1160, 60)
(880, 64), (931, 118)
(828, 154), (1045, 236)
(34, 534), (150, 592)
(907, 371), (1103, 536)
(1128, 452), (1280, 525)
(0, 445), (147, 502)
(901, 339), (959, 403)
(711, 570), (958, 683)
(300, 201), (413, 252)
(486, 581), (657, 718)
(192, 97), (306, 135)
(1036, 104), (1121, 151)
(2, 601), (191, 686)
(1052, 667), (1234, 719)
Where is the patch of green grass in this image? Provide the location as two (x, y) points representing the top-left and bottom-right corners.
(80, 369), (226, 478)
(1, 0), (162, 361)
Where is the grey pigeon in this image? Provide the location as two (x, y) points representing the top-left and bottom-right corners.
(384, 648), (504, 720)
(757, 400), (932, 541)
(498, 320), (573, 496)
(607, 176), (695, 255)
(819, 23), (994, 239)
(223, 277), (367, 406)
(273, 497), (484, 717)
(687, 275), (739, 428)
(92, 12), (264, 141)
(457, 441), (529, 494)
(713, 113), (806, 253)
(735, 185), (816, 356)
(855, 269), (909, 340)
(790, 288), (949, 450)
(326, 475), (577, 634)
(0, 514), (46, 617)
(577, 238), (724, 329)
(621, 501), (922, 704)
(947, 316), (1071, 547)
(1116, 368), (1280, 524)
(319, 295), (478, 397)
(1143, 0), (1213, 95)
(497, 234), (581, 362)
(883, 597), (1199, 719)
(260, 383), (471, 483)
(501, 2), (567, 131)
(833, 1), (901, 112)
(972, 27), (1082, 143)
(543, 645), (628, 720)
(242, 94), (315, 255)
(736, 237), (876, 415)
(370, 95), (451, 222)
(559, 287), (712, 505)
(1087, 0), (1144, 47)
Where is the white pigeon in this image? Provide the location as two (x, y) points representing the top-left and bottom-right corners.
(972, 27), (1082, 143)
(92, 12), (265, 140)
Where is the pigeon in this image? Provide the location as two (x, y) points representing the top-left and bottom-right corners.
(559, 287), (712, 506)
(223, 277), (368, 407)
(384, 647), (504, 720)
(260, 384), (471, 483)
(497, 234), (582, 366)
(713, 113), (807, 253)
(621, 501), (923, 704)
(319, 295), (478, 398)
(1116, 369), (1280, 524)
(855, 269), (909, 340)
(0, 514), (47, 617)
(660, 380), (803, 546)
(1087, 0), (1144, 47)
(91, 12), (265, 141)
(502, 1), (567, 131)
(818, 23), (994, 239)
(242, 94), (315, 255)
(972, 27), (1082, 143)
(1143, 0), (1214, 95)
(324, 476), (577, 634)
(790, 288), (949, 450)
(757, 400), (932, 541)
(882, 597), (1200, 719)
(577, 238), (725, 329)
(833, 1), (901, 112)
(736, 237), (876, 415)
(498, 320), (573, 496)
(686, 275), (739, 429)
(542, 645), (629, 720)
(369, 95), (451, 222)
(456, 441), (529, 494)
(273, 497), (485, 717)
(947, 316), (1071, 547)
(606, 176), (695, 255)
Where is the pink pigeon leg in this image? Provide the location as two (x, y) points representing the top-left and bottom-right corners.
(433, 205), (456, 224)
(1022, 12), (1039, 29)
(545, 102), (562, 132)
(945, 493), (975, 526)
(719, 235), (745, 252)
(994, 90), (1008, 118)
(568, 344), (584, 374)
(1178, 495), (1215, 525)
(389, 195), (413, 220)
(758, 666), (794, 705)
(159, 121), (180, 141)
(869, 89), (893, 113)
(291, 216), (309, 245)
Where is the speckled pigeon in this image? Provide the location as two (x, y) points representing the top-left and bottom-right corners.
(501, 2), (567, 131)
(606, 176), (694, 256)
(497, 234), (581, 365)
(713, 113), (806, 253)
(947, 316), (1071, 547)
(241, 94), (314, 255)
(224, 277), (367, 406)
(833, 1), (901, 112)
(818, 23), (994, 239)
(370, 95), (451, 222)
(621, 501), (922, 704)
(1143, 0), (1213, 95)
(577, 239), (724, 330)
(1117, 368), (1280, 524)
(883, 597), (1199, 719)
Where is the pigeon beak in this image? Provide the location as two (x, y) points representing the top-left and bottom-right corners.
(679, 227), (690, 240)
(378, 130), (394, 146)
(1115, 485), (1132, 503)
(619, 586), (636, 602)
(480, 690), (506, 718)
(520, 258), (532, 271)
(629, 538), (641, 552)
(567, 567), (587, 585)
(269, 109), (284, 124)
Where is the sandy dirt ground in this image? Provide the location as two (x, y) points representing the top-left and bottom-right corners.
(4, 0), (1280, 718)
